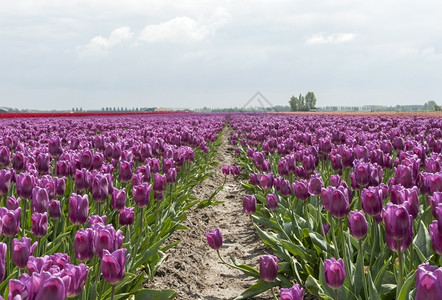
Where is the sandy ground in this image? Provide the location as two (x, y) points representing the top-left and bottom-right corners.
(145, 129), (274, 299)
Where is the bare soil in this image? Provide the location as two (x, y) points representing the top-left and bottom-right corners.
(145, 129), (274, 299)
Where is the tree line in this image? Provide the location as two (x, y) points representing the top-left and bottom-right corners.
(289, 92), (317, 111)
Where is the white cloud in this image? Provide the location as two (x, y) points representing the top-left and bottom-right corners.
(306, 33), (357, 45)
(79, 26), (134, 55)
(138, 17), (211, 43)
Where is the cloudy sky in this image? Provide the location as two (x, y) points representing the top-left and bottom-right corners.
(1, 0), (441, 110)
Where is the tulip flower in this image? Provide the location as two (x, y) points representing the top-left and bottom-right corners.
(12, 237), (37, 269)
(415, 263), (442, 300)
(101, 248), (130, 285)
(6, 196), (20, 210)
(361, 186), (383, 217)
(266, 193), (278, 210)
(68, 194), (89, 225)
(74, 228), (95, 262)
(242, 195), (257, 215)
(308, 173), (324, 196)
(12, 151), (25, 171)
(133, 183), (151, 208)
(90, 174), (109, 202)
(259, 173), (274, 190)
(0, 242), (5, 283)
(259, 255), (278, 282)
(166, 168), (177, 184)
(74, 168), (91, 192)
(0, 169), (12, 196)
(249, 173), (259, 185)
(31, 186), (50, 213)
(36, 153), (51, 174)
(324, 258), (346, 289)
(328, 188), (350, 219)
(94, 225), (124, 259)
(64, 263), (89, 298)
(205, 228), (223, 250)
(429, 221), (442, 256)
(280, 284), (304, 300)
(381, 203), (411, 241)
(119, 207), (135, 226)
(0, 207), (21, 237)
(48, 200), (61, 219)
(221, 165), (230, 176)
(32, 212), (48, 238)
(349, 210), (368, 239)
(293, 180), (310, 201)
(119, 161), (133, 183)
(111, 188), (126, 211)
(34, 272), (70, 300)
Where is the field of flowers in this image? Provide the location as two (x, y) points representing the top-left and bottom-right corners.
(0, 112), (441, 300)
(210, 114), (441, 300)
(0, 113), (224, 299)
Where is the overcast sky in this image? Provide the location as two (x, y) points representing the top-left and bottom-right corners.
(1, 0), (441, 110)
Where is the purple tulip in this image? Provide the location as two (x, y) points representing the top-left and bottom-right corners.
(111, 188), (126, 211)
(259, 255), (278, 282)
(385, 220), (413, 252)
(361, 186), (383, 217)
(12, 152), (25, 171)
(94, 224), (124, 259)
(349, 210), (368, 239)
(328, 187), (350, 218)
(48, 137), (63, 158)
(31, 186), (50, 213)
(0, 146), (10, 168)
(74, 168), (91, 192)
(27, 256), (52, 274)
(278, 159), (290, 177)
(308, 173), (324, 196)
(119, 161), (133, 183)
(381, 203), (411, 241)
(31, 212), (48, 238)
(119, 207), (135, 226)
(36, 153), (51, 174)
(34, 272), (69, 300)
(12, 237), (37, 269)
(166, 168), (177, 184)
(221, 165), (230, 176)
(0, 243), (5, 282)
(0, 169), (12, 196)
(205, 228), (223, 250)
(91, 174), (110, 202)
(323, 223), (330, 236)
(48, 200), (61, 219)
(426, 173), (442, 195)
(68, 194), (89, 225)
(259, 173), (274, 190)
(16, 173), (34, 199)
(101, 248), (130, 285)
(6, 196), (20, 210)
(280, 283), (304, 300)
(293, 180), (310, 201)
(133, 183), (151, 208)
(56, 160), (70, 177)
(74, 228), (95, 262)
(249, 173), (259, 185)
(324, 258), (346, 289)
(0, 207), (21, 237)
(351, 161), (370, 188)
(242, 195), (257, 215)
(429, 221), (442, 255)
(153, 173), (167, 192)
(61, 263), (88, 298)
(92, 153), (104, 170)
(266, 193), (278, 210)
(53, 177), (66, 197)
(415, 263), (442, 300)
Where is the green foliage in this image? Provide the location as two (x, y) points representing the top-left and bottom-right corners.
(289, 92), (317, 111)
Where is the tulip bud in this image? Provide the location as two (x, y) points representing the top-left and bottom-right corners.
(133, 183), (151, 208)
(259, 255), (278, 282)
(68, 194), (89, 225)
(0, 207), (21, 237)
(308, 173), (324, 196)
(221, 165), (230, 176)
(74, 228), (95, 262)
(31, 212), (48, 238)
(381, 203), (411, 241)
(280, 284), (304, 300)
(6, 196), (20, 210)
(0, 169), (12, 197)
(205, 228), (223, 250)
(242, 195), (256, 215)
(153, 173), (167, 192)
(324, 258), (346, 289)
(415, 263), (442, 300)
(259, 173), (274, 190)
(329, 188), (350, 218)
(111, 188), (126, 211)
(293, 180), (310, 201)
(361, 186), (383, 217)
(119, 207), (135, 226)
(266, 193), (278, 210)
(12, 152), (25, 171)
(16, 173), (34, 199)
(101, 248), (130, 285)
(12, 237), (37, 269)
(349, 210), (368, 239)
(119, 161), (133, 183)
(31, 186), (49, 213)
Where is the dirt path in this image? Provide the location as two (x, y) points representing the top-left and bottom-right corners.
(146, 128), (273, 299)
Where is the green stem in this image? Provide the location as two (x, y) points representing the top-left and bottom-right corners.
(331, 216), (340, 257)
(397, 240), (403, 299)
(359, 239), (369, 300)
(53, 219), (58, 242)
(316, 196), (325, 237)
(339, 218), (350, 283)
(271, 287), (278, 300)
(7, 237), (12, 278)
(334, 288), (338, 300)
(369, 219), (377, 267)
(111, 285), (115, 300)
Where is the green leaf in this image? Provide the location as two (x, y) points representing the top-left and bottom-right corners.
(413, 220), (432, 259)
(354, 250), (363, 296)
(132, 235), (168, 270)
(134, 289), (177, 300)
(374, 256), (392, 291)
(397, 271), (416, 300)
(234, 280), (277, 300)
(305, 275), (333, 300)
(280, 240), (317, 265)
(367, 272), (381, 300)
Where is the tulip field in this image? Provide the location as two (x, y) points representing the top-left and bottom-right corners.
(0, 112), (441, 299)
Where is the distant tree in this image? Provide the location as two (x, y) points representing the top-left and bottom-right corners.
(289, 92), (317, 111)
(305, 92), (317, 109)
(289, 96), (300, 111)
